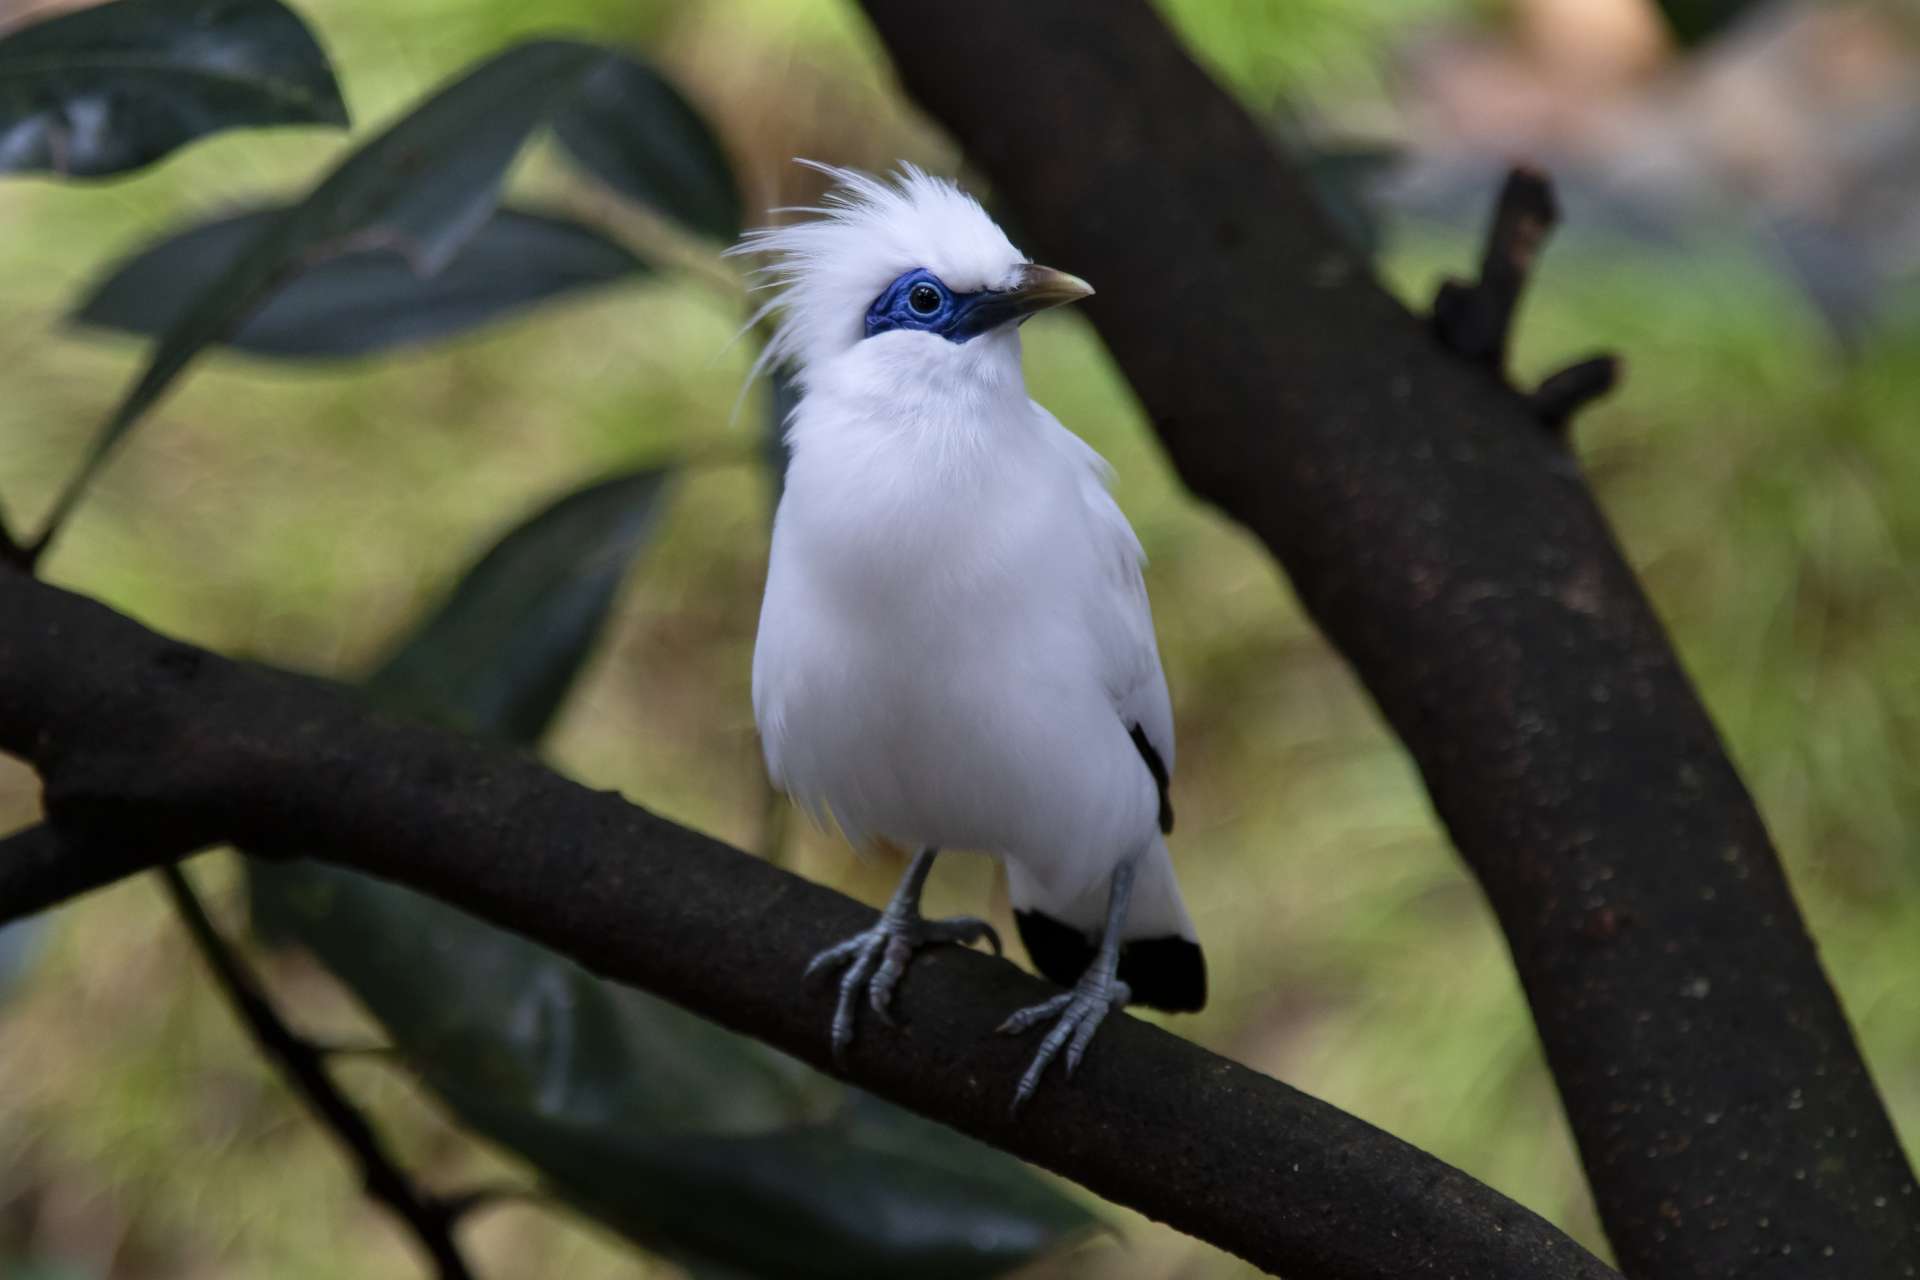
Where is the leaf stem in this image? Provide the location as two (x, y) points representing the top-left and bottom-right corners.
(159, 861), (476, 1280)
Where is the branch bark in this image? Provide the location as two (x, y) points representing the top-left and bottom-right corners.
(0, 567), (1613, 1280)
(853, 2), (1920, 1275)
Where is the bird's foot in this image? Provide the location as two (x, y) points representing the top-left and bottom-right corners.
(806, 910), (1001, 1066)
(998, 968), (1132, 1112)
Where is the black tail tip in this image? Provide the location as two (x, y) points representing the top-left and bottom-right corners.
(1015, 910), (1207, 1013)
(1120, 935), (1207, 1012)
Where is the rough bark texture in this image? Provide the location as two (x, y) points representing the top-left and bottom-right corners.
(853, 2), (1920, 1276)
(0, 568), (1616, 1280)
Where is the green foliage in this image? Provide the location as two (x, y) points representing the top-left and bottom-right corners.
(553, 54), (744, 242)
(73, 206), (646, 358)
(0, 5), (1094, 1272)
(29, 27), (742, 553)
(364, 468), (676, 739)
(0, 0), (348, 179)
(34, 39), (608, 544)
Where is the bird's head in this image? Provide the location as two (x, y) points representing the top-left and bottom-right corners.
(732, 162), (1092, 392)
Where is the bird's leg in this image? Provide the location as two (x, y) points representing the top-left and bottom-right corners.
(997, 855), (1139, 1112)
(805, 846), (1001, 1066)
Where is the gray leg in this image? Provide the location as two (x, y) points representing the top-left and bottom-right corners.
(805, 847), (1001, 1066)
(997, 854), (1138, 1112)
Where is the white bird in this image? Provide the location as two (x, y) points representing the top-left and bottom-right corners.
(737, 163), (1204, 1109)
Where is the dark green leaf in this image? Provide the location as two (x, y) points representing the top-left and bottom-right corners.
(369, 467), (672, 740)
(0, 0), (347, 178)
(449, 1089), (1093, 1279)
(1655, 0), (1762, 46)
(249, 860), (817, 1135)
(38, 37), (614, 547)
(552, 52), (740, 242)
(251, 855), (1092, 1277)
(73, 205), (646, 358)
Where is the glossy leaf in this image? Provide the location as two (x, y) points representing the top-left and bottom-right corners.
(366, 467), (673, 741)
(250, 861), (817, 1135)
(552, 52), (741, 242)
(248, 467), (1096, 1275)
(450, 1090), (1093, 1279)
(37, 37), (615, 547)
(74, 205), (646, 358)
(254, 849), (1097, 1277)
(0, 0), (348, 178)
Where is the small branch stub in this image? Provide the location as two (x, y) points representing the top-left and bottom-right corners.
(1431, 166), (1560, 374)
(1530, 355), (1622, 433)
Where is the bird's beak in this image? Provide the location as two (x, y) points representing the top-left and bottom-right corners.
(1001, 264), (1094, 321)
(949, 264), (1095, 339)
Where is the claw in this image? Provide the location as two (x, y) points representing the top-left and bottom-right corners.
(804, 935), (864, 981)
(1000, 977), (1131, 1112)
(995, 991), (1069, 1036)
(828, 938), (882, 1066)
(805, 908), (1001, 1063)
(869, 935), (914, 1024)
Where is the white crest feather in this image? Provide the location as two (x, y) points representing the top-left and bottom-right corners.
(726, 161), (1028, 386)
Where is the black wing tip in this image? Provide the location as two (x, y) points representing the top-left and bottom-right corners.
(1015, 910), (1207, 1013)
(1128, 723), (1174, 833)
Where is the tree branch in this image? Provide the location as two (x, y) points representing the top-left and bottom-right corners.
(852, 2), (1919, 1275)
(158, 860), (474, 1280)
(0, 568), (1615, 1280)
(0, 821), (182, 917)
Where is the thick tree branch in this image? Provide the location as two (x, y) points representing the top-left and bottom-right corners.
(853, 2), (1920, 1275)
(158, 861), (475, 1280)
(0, 568), (1614, 1280)
(0, 822), (179, 916)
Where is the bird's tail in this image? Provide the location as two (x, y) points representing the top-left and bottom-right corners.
(1009, 837), (1206, 1012)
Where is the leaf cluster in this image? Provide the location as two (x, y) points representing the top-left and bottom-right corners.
(0, 1), (1092, 1274)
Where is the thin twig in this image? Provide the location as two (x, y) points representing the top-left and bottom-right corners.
(159, 861), (475, 1280)
(0, 505), (23, 571)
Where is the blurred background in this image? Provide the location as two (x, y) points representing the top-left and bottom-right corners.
(1, 0), (1918, 1275)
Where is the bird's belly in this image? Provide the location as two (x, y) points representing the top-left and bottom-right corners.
(759, 619), (1153, 895)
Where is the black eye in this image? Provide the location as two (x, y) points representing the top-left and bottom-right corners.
(908, 283), (941, 314)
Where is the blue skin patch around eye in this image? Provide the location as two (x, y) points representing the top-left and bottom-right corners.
(865, 268), (1025, 344)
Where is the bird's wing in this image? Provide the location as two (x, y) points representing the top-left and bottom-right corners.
(1034, 403), (1176, 828)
